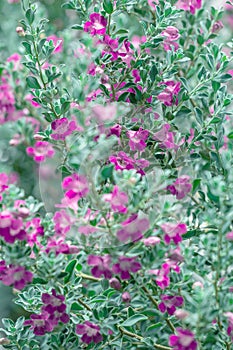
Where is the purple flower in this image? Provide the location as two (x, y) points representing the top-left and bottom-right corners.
(84, 13), (107, 36)
(0, 82), (15, 123)
(176, 0), (202, 14)
(103, 185), (128, 214)
(226, 231), (233, 241)
(127, 128), (149, 151)
(112, 256), (141, 280)
(157, 81), (181, 106)
(158, 295), (184, 315)
(167, 175), (192, 200)
(53, 210), (75, 236)
(87, 255), (112, 279)
(162, 26), (180, 51)
(24, 313), (54, 336)
(109, 151), (150, 175)
(41, 289), (69, 326)
(45, 238), (79, 255)
(225, 312), (233, 341)
(143, 236), (161, 246)
(26, 218), (44, 246)
(62, 173), (89, 200)
(161, 223), (187, 245)
(76, 321), (103, 344)
(46, 35), (63, 54)
(0, 173), (9, 201)
(0, 263), (33, 290)
(0, 211), (27, 243)
(153, 124), (177, 149)
(117, 214), (150, 242)
(108, 124), (122, 138)
(26, 141), (55, 163)
(169, 328), (198, 350)
(51, 118), (77, 140)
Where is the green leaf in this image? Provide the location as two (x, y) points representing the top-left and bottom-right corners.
(22, 41), (32, 55)
(25, 9), (35, 25)
(192, 178), (201, 193)
(121, 314), (148, 327)
(64, 259), (77, 283)
(71, 24), (84, 30)
(101, 164), (114, 179)
(26, 76), (41, 89)
(197, 35), (204, 45)
(103, 0), (114, 14)
(61, 101), (70, 115)
(149, 65), (158, 82)
(212, 81), (220, 93)
(227, 131), (233, 139)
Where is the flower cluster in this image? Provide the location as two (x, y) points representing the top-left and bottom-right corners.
(0, 261), (33, 290)
(167, 176), (192, 200)
(24, 289), (69, 335)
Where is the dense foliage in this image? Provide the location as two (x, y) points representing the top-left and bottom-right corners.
(1, 0), (233, 349)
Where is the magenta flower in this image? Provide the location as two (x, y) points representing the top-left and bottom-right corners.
(157, 81), (181, 106)
(102, 35), (120, 61)
(176, 0), (202, 14)
(0, 82), (15, 123)
(148, 0), (159, 9)
(26, 141), (55, 163)
(84, 13), (107, 36)
(113, 256), (141, 280)
(158, 295), (184, 315)
(76, 321), (103, 344)
(6, 53), (21, 70)
(0, 211), (27, 243)
(87, 255), (112, 279)
(25, 93), (41, 108)
(0, 173), (9, 201)
(117, 214), (150, 242)
(62, 173), (89, 200)
(162, 26), (180, 51)
(226, 231), (233, 241)
(169, 328), (198, 350)
(45, 238), (79, 255)
(41, 289), (69, 326)
(212, 20), (224, 33)
(0, 263), (33, 290)
(161, 223), (187, 245)
(109, 151), (150, 175)
(108, 124), (122, 138)
(103, 185), (128, 214)
(225, 312), (233, 341)
(143, 236), (161, 246)
(53, 210), (75, 236)
(127, 128), (149, 151)
(167, 175), (192, 200)
(154, 263), (171, 289)
(153, 124), (177, 149)
(51, 118), (77, 140)
(24, 313), (54, 336)
(47, 35), (63, 54)
(26, 217), (44, 246)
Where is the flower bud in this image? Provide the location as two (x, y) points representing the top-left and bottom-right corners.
(109, 277), (121, 290)
(0, 338), (10, 345)
(122, 291), (131, 303)
(192, 281), (204, 289)
(16, 26), (25, 36)
(174, 309), (190, 320)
